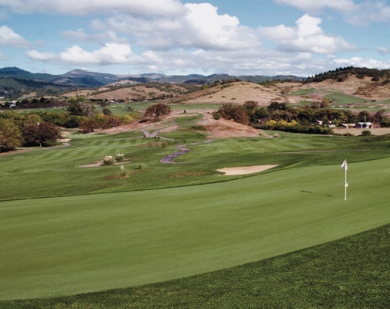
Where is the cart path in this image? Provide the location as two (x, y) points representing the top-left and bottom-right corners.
(160, 140), (214, 164)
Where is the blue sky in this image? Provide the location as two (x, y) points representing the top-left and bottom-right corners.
(0, 0), (390, 77)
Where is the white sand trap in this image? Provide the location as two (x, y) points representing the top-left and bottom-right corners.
(217, 165), (278, 175)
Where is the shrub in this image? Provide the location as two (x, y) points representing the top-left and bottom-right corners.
(119, 165), (128, 177)
(115, 153), (125, 162)
(103, 155), (115, 166)
(361, 130), (372, 136)
(213, 112), (222, 120)
(215, 104), (248, 125)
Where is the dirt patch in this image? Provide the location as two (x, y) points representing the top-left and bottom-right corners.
(333, 128), (390, 136)
(217, 165), (278, 175)
(199, 112), (261, 138)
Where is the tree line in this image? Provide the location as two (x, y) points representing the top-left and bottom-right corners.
(213, 101), (390, 134)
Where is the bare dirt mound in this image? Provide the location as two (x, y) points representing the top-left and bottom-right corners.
(288, 75), (390, 101)
(198, 112), (261, 138)
(99, 109), (261, 139)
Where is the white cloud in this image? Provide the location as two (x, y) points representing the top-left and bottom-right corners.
(94, 3), (260, 51)
(60, 43), (133, 65)
(276, 0), (390, 26)
(27, 43), (133, 65)
(376, 47), (390, 55)
(333, 56), (390, 69)
(0, 25), (29, 47)
(0, 0), (185, 17)
(345, 1), (390, 26)
(275, 0), (357, 14)
(62, 29), (128, 44)
(26, 50), (57, 61)
(259, 14), (355, 54)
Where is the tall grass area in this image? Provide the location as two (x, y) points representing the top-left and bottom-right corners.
(1, 130), (390, 305)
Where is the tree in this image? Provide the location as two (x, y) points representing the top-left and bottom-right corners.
(67, 97), (96, 117)
(144, 103), (171, 120)
(357, 111), (371, 122)
(0, 119), (23, 152)
(214, 104), (249, 125)
(79, 119), (99, 133)
(22, 121), (61, 147)
(252, 107), (269, 123)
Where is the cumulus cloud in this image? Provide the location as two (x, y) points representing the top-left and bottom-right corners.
(27, 43), (133, 65)
(259, 14), (355, 54)
(0, 25), (29, 47)
(275, 0), (356, 13)
(376, 47), (390, 55)
(333, 56), (390, 69)
(276, 0), (390, 26)
(345, 1), (390, 26)
(94, 3), (260, 51)
(0, 0), (185, 17)
(62, 29), (128, 44)
(26, 50), (57, 61)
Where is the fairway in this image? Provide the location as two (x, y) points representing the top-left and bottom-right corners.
(1, 157), (390, 300)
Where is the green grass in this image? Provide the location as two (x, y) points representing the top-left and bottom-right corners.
(2, 223), (389, 308)
(1, 133), (389, 201)
(1, 129), (390, 306)
(1, 157), (390, 301)
(289, 88), (316, 95)
(325, 92), (367, 105)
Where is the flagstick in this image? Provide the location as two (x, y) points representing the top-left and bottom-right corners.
(344, 168), (347, 200)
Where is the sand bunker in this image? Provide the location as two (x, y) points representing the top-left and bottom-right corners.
(217, 165), (278, 175)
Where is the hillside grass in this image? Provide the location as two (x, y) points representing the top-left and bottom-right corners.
(1, 132), (389, 201)
(289, 88), (316, 95)
(325, 92), (367, 105)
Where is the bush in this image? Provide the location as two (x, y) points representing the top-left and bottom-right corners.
(115, 153), (125, 162)
(215, 104), (248, 125)
(213, 112), (222, 120)
(103, 156), (115, 166)
(361, 130), (372, 136)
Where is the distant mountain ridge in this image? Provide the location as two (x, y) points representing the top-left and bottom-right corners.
(0, 66), (304, 86)
(0, 66), (307, 98)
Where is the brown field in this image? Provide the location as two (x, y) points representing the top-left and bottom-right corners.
(58, 74), (390, 108)
(333, 127), (390, 136)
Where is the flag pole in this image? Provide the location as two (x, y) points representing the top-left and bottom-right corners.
(344, 166), (347, 200)
(341, 159), (348, 200)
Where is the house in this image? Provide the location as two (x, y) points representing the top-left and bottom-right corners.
(355, 122), (372, 129)
(316, 120), (335, 128)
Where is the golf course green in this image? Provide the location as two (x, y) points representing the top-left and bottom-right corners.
(1, 128), (390, 305)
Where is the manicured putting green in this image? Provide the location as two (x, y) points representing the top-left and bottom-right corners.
(1, 158), (390, 300)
